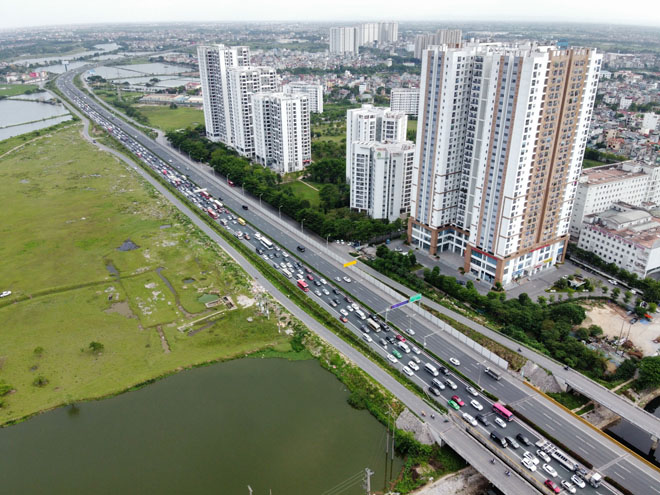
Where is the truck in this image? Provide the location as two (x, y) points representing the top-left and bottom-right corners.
(484, 367), (502, 381)
(583, 471), (603, 488)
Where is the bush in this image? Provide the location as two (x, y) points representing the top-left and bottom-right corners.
(32, 376), (49, 387)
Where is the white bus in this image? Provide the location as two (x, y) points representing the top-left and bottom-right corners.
(260, 237), (274, 250)
(366, 318), (381, 332)
(282, 269), (292, 279)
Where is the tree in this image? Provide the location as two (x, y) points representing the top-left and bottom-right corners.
(89, 341), (104, 354)
(636, 356), (660, 389)
(33, 375), (49, 387)
(601, 286), (609, 295)
(33, 346), (45, 357)
(623, 290), (632, 304)
(588, 325), (603, 337)
(611, 287), (621, 300)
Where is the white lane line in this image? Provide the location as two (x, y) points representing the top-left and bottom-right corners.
(618, 464), (631, 474)
(611, 471), (626, 480)
(545, 424), (555, 432)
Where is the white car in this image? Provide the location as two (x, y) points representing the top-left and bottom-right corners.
(351, 303), (359, 310)
(362, 334), (373, 343)
(542, 464), (558, 478)
(340, 309), (348, 316)
(470, 399), (483, 411)
(320, 278), (327, 285)
(494, 417), (507, 428)
(521, 457), (537, 472)
(537, 450), (551, 463)
(322, 288), (330, 296)
(411, 346), (421, 355)
(314, 290), (322, 297)
(445, 379), (457, 390)
(523, 451), (539, 465)
(408, 361), (420, 371)
(402, 366), (414, 377)
(405, 328), (416, 335)
(561, 480), (577, 494)
(386, 354), (398, 364)
(335, 276), (342, 282)
(343, 276), (352, 283)
(449, 357), (461, 366)
(571, 475), (586, 489)
(0, 290), (11, 298)
(465, 386), (479, 397)
(346, 306), (354, 312)
(462, 413), (477, 426)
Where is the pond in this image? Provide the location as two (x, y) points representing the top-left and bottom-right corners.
(0, 97), (71, 141)
(0, 358), (402, 494)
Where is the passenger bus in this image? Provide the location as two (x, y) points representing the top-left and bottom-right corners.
(282, 269), (292, 279)
(297, 280), (309, 292)
(260, 237), (274, 250)
(366, 318), (381, 332)
(207, 208), (219, 219)
(492, 402), (514, 421)
(237, 217), (246, 226)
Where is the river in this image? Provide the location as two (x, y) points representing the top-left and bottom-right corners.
(0, 358), (402, 494)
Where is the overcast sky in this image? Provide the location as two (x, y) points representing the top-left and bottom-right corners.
(3, 0), (660, 30)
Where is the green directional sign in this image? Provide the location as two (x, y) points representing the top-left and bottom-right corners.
(409, 293), (422, 303)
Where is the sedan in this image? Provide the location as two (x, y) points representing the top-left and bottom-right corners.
(543, 464), (558, 478)
(320, 278), (327, 285)
(386, 354), (398, 364)
(340, 309), (348, 316)
(405, 328), (416, 335)
(523, 451), (539, 465)
(395, 334), (406, 342)
(462, 413), (477, 426)
(470, 399), (483, 411)
(392, 349), (402, 359)
(411, 346), (421, 355)
(451, 395), (465, 407)
(345, 306), (353, 312)
(332, 288), (340, 295)
(362, 334), (373, 343)
(428, 386), (442, 397)
(544, 479), (560, 494)
(314, 290), (322, 297)
(402, 366), (414, 377)
(386, 335), (396, 344)
(447, 399), (460, 410)
(522, 457), (537, 472)
(306, 274), (314, 281)
(476, 414), (490, 426)
(335, 276), (342, 282)
(330, 300), (338, 307)
(571, 475), (586, 489)
(517, 433), (533, 446)
(537, 450), (551, 463)
(322, 288), (330, 296)
(505, 436), (520, 449)
(408, 361), (420, 372)
(465, 386), (479, 397)
(561, 480), (576, 494)
(339, 316), (348, 323)
(445, 379), (457, 390)
(379, 338), (388, 347)
(343, 276), (352, 283)
(494, 417), (507, 428)
(449, 357), (461, 366)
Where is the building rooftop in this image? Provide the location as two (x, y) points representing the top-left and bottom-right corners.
(581, 161), (647, 185)
(586, 206), (660, 249)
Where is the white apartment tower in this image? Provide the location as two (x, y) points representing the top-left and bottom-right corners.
(283, 82), (324, 113)
(349, 141), (415, 221)
(227, 66), (278, 157)
(409, 42), (602, 285)
(346, 105), (407, 181)
(252, 93), (311, 174)
(414, 29), (462, 59)
(330, 27), (357, 54)
(197, 44), (250, 143)
(390, 88), (420, 117)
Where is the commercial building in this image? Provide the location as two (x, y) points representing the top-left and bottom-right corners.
(642, 112), (660, 133)
(346, 104), (408, 181)
(227, 66), (278, 157)
(570, 161), (660, 239)
(329, 27), (357, 54)
(390, 88), (420, 117)
(283, 82), (324, 113)
(413, 29), (462, 59)
(349, 141), (415, 221)
(197, 44), (250, 143)
(579, 203), (660, 278)
(408, 42), (602, 285)
(252, 92), (311, 174)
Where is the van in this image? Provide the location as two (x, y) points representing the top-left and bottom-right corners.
(397, 342), (411, 353)
(490, 431), (508, 448)
(355, 310), (367, 320)
(424, 363), (439, 377)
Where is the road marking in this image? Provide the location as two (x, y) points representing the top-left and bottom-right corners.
(545, 424), (555, 432)
(618, 464), (631, 474)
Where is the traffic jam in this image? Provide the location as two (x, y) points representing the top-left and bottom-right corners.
(68, 90), (607, 495)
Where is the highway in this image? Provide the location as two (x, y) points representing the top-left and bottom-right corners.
(56, 68), (660, 494)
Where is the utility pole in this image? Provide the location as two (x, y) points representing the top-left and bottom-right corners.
(363, 468), (373, 494)
(247, 486), (253, 495)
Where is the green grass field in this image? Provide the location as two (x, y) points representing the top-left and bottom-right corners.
(0, 125), (289, 424)
(582, 159), (603, 169)
(139, 106), (204, 131)
(312, 122), (346, 143)
(0, 84), (39, 98)
(281, 180), (321, 207)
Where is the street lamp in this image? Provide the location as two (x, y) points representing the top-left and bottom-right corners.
(227, 174), (231, 186)
(326, 235), (329, 248)
(259, 193), (263, 207)
(301, 219), (305, 232)
(278, 204), (282, 219)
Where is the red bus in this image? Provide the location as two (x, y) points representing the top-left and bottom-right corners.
(207, 208), (219, 219)
(297, 280), (309, 292)
(492, 403), (514, 421)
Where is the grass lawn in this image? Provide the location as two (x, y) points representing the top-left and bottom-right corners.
(0, 84), (39, 98)
(582, 159), (603, 169)
(312, 122), (346, 143)
(547, 391), (590, 410)
(407, 120), (418, 133)
(280, 180), (321, 207)
(0, 125), (289, 424)
(139, 106), (204, 131)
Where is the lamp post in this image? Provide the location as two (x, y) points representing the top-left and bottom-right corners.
(326, 235), (329, 248)
(301, 219), (305, 233)
(259, 193), (263, 207)
(227, 174), (231, 186)
(278, 205), (282, 219)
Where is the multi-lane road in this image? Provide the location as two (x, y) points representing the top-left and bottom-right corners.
(56, 68), (660, 494)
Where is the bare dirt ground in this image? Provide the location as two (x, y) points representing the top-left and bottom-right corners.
(584, 303), (660, 356)
(411, 466), (489, 495)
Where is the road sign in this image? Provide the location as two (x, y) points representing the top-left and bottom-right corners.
(343, 260), (357, 267)
(409, 293), (422, 303)
(390, 300), (409, 310)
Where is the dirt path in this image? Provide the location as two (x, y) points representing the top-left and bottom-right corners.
(0, 123), (76, 159)
(155, 266), (196, 318)
(156, 325), (170, 353)
(298, 179), (319, 191)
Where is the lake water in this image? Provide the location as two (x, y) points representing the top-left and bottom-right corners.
(42, 61), (87, 74)
(92, 63), (192, 80)
(605, 394), (660, 465)
(0, 97), (71, 140)
(16, 43), (120, 66)
(0, 358), (402, 494)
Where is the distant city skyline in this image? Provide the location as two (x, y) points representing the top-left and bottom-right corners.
(3, 0), (660, 30)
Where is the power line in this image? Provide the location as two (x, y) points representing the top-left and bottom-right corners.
(322, 470), (365, 495)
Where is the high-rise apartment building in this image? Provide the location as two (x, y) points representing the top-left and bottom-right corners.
(197, 44), (250, 143)
(358, 23), (379, 46)
(252, 93), (311, 174)
(413, 29), (462, 59)
(349, 141), (415, 221)
(329, 27), (357, 54)
(379, 22), (399, 44)
(227, 66), (278, 157)
(346, 105), (408, 182)
(409, 42), (601, 285)
(283, 82), (324, 113)
(390, 88), (420, 117)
